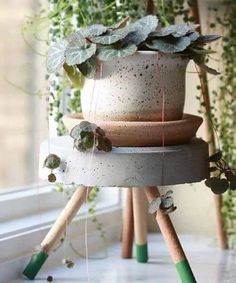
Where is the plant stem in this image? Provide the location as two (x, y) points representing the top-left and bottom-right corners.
(189, 0), (228, 250)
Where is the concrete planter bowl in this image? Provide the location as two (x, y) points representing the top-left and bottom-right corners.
(81, 51), (190, 122)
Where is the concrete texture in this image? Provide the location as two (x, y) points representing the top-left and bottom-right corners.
(39, 136), (209, 187)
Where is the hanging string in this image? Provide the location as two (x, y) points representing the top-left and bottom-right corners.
(155, 53), (166, 192)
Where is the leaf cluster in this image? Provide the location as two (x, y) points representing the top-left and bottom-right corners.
(70, 121), (112, 152)
(205, 151), (236, 194)
(148, 190), (177, 215)
(46, 15), (220, 81)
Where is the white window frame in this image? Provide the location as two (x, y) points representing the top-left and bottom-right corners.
(0, 185), (122, 283)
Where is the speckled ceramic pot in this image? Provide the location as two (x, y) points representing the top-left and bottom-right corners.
(81, 51), (190, 122)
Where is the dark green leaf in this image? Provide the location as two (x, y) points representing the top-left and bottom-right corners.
(205, 177), (229, 194)
(146, 36), (191, 53)
(96, 137), (112, 152)
(208, 151), (222, 162)
(44, 154), (61, 169)
(97, 44), (137, 61)
(78, 56), (97, 78)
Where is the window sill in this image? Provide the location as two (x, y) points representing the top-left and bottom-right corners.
(0, 187), (122, 283)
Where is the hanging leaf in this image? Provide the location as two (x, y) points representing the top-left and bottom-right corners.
(63, 64), (84, 88)
(65, 43), (96, 66)
(97, 44), (137, 61)
(81, 24), (108, 37)
(205, 177), (229, 194)
(208, 151), (222, 162)
(189, 47), (216, 55)
(78, 56), (97, 78)
(44, 154), (61, 169)
(148, 197), (161, 214)
(90, 26), (132, 45)
(70, 121), (97, 139)
(146, 36), (191, 53)
(126, 15), (158, 45)
(96, 137), (112, 152)
(149, 23), (199, 38)
(47, 39), (68, 73)
(230, 177), (236, 191)
(160, 196), (174, 209)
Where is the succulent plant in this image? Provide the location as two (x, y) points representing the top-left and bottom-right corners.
(70, 121), (112, 152)
(46, 15), (220, 83)
(205, 151), (236, 194)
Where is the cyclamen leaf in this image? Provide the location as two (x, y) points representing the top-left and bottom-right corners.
(127, 15), (158, 45)
(208, 151), (222, 162)
(97, 44), (137, 61)
(90, 26), (132, 45)
(65, 43), (96, 66)
(81, 24), (107, 37)
(70, 121), (97, 139)
(67, 31), (86, 45)
(188, 31), (200, 42)
(111, 16), (129, 30)
(146, 36), (191, 53)
(195, 35), (221, 44)
(205, 177), (229, 194)
(63, 64), (84, 88)
(150, 23), (199, 38)
(78, 56), (97, 78)
(47, 39), (68, 73)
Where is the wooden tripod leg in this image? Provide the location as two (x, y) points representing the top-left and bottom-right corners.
(132, 187), (148, 263)
(23, 186), (91, 280)
(122, 187), (134, 258)
(145, 187), (197, 283)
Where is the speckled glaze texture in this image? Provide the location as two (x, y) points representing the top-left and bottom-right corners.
(81, 51), (190, 122)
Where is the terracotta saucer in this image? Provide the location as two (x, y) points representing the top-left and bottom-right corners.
(62, 113), (203, 147)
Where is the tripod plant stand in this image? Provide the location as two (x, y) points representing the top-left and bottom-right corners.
(23, 136), (208, 283)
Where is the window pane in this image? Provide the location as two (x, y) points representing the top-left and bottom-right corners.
(0, 0), (47, 192)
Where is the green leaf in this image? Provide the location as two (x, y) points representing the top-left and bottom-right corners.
(208, 151), (222, 162)
(160, 196), (174, 209)
(63, 64), (84, 88)
(65, 43), (96, 66)
(230, 177), (236, 190)
(194, 35), (221, 44)
(146, 36), (191, 53)
(205, 177), (229, 194)
(90, 26), (132, 45)
(70, 121), (97, 139)
(111, 16), (129, 30)
(150, 23), (199, 38)
(126, 15), (158, 45)
(67, 31), (86, 45)
(189, 47), (216, 55)
(81, 24), (108, 37)
(96, 137), (112, 152)
(47, 39), (68, 73)
(209, 166), (218, 172)
(44, 154), (61, 169)
(148, 197), (161, 214)
(188, 31), (200, 42)
(78, 56), (97, 78)
(97, 44), (137, 61)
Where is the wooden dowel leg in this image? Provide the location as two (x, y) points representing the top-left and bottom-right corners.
(23, 186), (91, 280)
(144, 187), (197, 283)
(132, 187), (148, 263)
(122, 187), (134, 258)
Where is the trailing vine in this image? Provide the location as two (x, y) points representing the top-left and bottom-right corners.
(211, 1), (236, 249)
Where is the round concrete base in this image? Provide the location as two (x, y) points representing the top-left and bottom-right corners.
(39, 136), (209, 187)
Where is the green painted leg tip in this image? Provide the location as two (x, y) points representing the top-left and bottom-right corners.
(176, 259), (197, 283)
(135, 243), (148, 263)
(22, 251), (48, 280)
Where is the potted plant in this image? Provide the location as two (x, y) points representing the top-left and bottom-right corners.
(47, 15), (220, 123)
